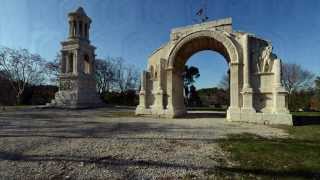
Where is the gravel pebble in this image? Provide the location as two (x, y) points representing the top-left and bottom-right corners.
(0, 108), (287, 179)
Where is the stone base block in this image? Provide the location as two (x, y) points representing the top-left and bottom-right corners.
(48, 90), (104, 109)
(228, 111), (293, 125)
(136, 106), (293, 126)
(135, 106), (152, 115)
(227, 107), (241, 121)
(135, 106), (187, 118)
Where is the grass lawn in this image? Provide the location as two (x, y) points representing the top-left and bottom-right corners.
(292, 111), (320, 117)
(216, 125), (320, 179)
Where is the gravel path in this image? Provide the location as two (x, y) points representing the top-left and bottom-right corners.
(0, 107), (288, 179)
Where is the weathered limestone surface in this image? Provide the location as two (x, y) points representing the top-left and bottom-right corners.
(136, 18), (292, 125)
(49, 7), (102, 108)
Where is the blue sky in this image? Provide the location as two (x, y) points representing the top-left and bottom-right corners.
(0, 0), (319, 88)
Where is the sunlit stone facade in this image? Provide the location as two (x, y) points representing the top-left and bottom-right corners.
(136, 18), (292, 125)
(50, 7), (102, 108)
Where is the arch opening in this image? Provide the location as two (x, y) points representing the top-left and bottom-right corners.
(171, 37), (231, 118)
(171, 36), (231, 72)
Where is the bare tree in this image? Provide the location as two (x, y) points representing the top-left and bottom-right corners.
(0, 47), (47, 104)
(95, 57), (140, 93)
(95, 57), (117, 94)
(114, 57), (140, 92)
(218, 73), (229, 90)
(46, 53), (61, 85)
(282, 63), (315, 94)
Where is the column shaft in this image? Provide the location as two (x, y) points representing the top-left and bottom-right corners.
(241, 34), (255, 113)
(68, 21), (72, 37)
(74, 50), (78, 74)
(273, 59), (282, 87)
(243, 34), (250, 88)
(61, 52), (66, 73)
(229, 63), (240, 109)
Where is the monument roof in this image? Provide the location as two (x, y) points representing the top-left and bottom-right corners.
(171, 17), (232, 34)
(75, 7), (86, 15)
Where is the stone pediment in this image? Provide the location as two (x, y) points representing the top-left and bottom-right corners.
(170, 17), (232, 41)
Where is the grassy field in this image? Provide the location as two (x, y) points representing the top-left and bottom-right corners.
(292, 111), (320, 117)
(217, 125), (320, 179)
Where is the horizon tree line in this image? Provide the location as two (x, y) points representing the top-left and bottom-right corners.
(0, 46), (140, 105)
(0, 45), (319, 111)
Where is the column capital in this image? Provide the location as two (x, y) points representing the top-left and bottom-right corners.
(241, 87), (253, 94)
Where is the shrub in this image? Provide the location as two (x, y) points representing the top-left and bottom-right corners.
(101, 90), (138, 106)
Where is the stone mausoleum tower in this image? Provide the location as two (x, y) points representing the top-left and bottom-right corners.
(50, 7), (102, 108)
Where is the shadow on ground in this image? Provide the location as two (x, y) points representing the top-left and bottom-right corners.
(0, 150), (318, 179)
(181, 111), (226, 119)
(1, 108), (315, 179)
(292, 115), (320, 126)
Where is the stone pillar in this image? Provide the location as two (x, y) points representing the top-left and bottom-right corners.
(79, 21), (83, 37)
(61, 52), (66, 73)
(272, 59), (289, 113)
(68, 21), (72, 37)
(72, 21), (76, 37)
(65, 53), (70, 73)
(75, 21), (79, 37)
(241, 34), (255, 114)
(166, 67), (173, 110)
(74, 50), (79, 74)
(87, 24), (90, 40)
(243, 34), (250, 89)
(89, 53), (94, 75)
(152, 64), (164, 113)
(227, 62), (241, 121)
(136, 71), (148, 114)
(165, 67), (183, 117)
(273, 59), (282, 88)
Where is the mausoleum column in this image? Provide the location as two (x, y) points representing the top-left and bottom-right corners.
(73, 21), (76, 37)
(74, 50), (79, 74)
(90, 53), (95, 75)
(65, 53), (70, 73)
(61, 51), (66, 73)
(68, 21), (72, 37)
(74, 21), (78, 37)
(87, 24), (90, 39)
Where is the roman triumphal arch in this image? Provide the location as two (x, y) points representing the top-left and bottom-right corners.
(136, 18), (292, 125)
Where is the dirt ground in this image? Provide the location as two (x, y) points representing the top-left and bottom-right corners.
(0, 107), (288, 179)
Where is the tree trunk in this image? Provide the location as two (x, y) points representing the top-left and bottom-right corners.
(16, 94), (21, 105)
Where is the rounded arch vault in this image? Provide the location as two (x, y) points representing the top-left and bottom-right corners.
(136, 18), (293, 125)
(168, 30), (239, 69)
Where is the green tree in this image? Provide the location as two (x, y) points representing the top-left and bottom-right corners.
(315, 76), (320, 99)
(183, 65), (200, 102)
(313, 76), (320, 110)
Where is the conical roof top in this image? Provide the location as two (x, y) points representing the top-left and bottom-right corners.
(75, 7), (86, 15)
